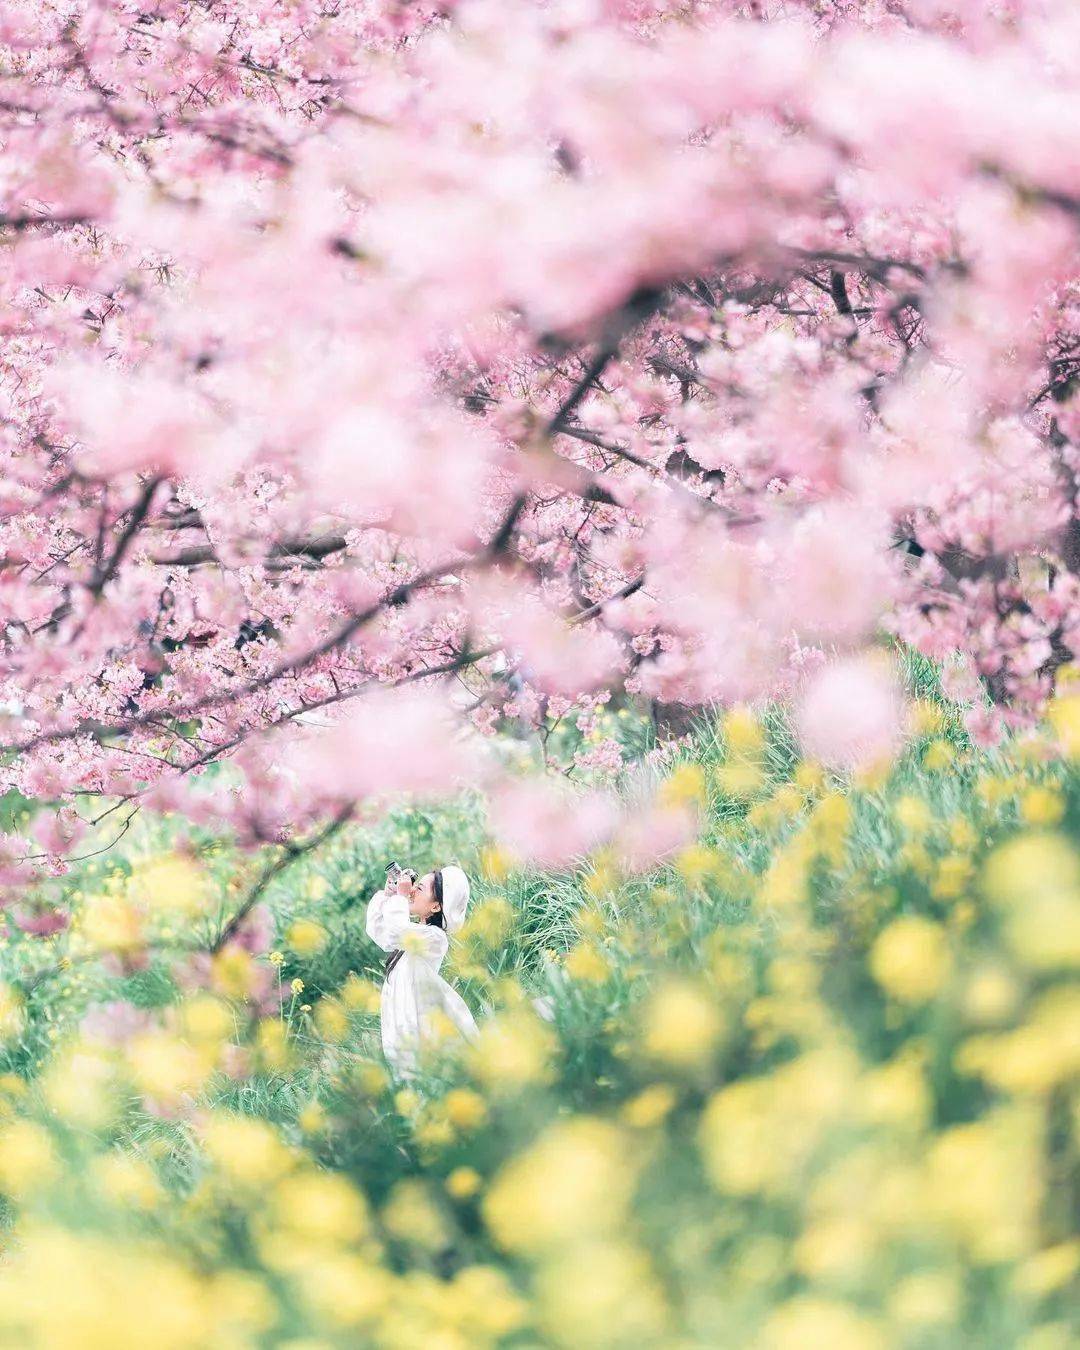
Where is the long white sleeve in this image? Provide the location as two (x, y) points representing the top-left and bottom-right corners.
(365, 889), (409, 952)
(365, 890), (448, 964)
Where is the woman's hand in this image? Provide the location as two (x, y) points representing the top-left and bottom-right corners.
(394, 873), (415, 897)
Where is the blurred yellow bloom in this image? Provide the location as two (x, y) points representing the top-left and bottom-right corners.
(443, 1088), (487, 1132)
(271, 1170), (369, 1245)
(340, 971), (381, 1014)
(962, 963), (1021, 1025)
(290, 977), (305, 994)
(948, 817), (979, 851)
(202, 1114), (293, 1187)
(976, 773), (1017, 808)
(922, 738), (955, 771)
(0, 981), (25, 1043)
(304, 874), (330, 902)
(469, 1009), (554, 1090)
(762, 1296), (886, 1350)
(177, 993), (234, 1045)
(268, 950), (285, 967)
(857, 1051), (930, 1131)
(127, 1030), (213, 1104)
(480, 844), (512, 882)
(445, 1265), (528, 1342)
(926, 1106), (1043, 1264)
(314, 998), (349, 1042)
(42, 1044), (118, 1129)
(931, 851), (974, 901)
(793, 1214), (875, 1282)
(659, 762), (706, 808)
(1047, 689), (1080, 757)
(255, 1018), (293, 1073)
(461, 896), (514, 947)
(982, 832), (1080, 970)
(1012, 1241), (1080, 1298)
(715, 757), (767, 799)
(563, 941), (610, 984)
(911, 698), (945, 737)
(621, 1083), (677, 1129)
(128, 853), (210, 919)
(641, 978), (725, 1071)
(869, 916), (950, 1004)
(794, 759), (826, 794)
(484, 1117), (634, 1254)
(534, 1240), (668, 1348)
(675, 843), (718, 885)
(382, 1178), (449, 1249)
(91, 1153), (163, 1211)
(699, 1047), (857, 1198)
(888, 1270), (961, 1327)
(1020, 786), (1065, 827)
(758, 846), (809, 909)
(287, 1250), (388, 1329)
(82, 892), (144, 955)
(297, 1100), (326, 1134)
(956, 987), (1080, 1095)
(0, 1225), (214, 1348)
(445, 1166), (482, 1200)
(287, 919), (328, 956)
(210, 946), (261, 1000)
(0, 1120), (58, 1199)
(721, 704), (762, 751)
(894, 794), (933, 836)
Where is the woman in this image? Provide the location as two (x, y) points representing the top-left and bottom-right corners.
(365, 865), (479, 1078)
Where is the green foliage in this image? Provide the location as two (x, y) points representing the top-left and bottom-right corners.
(0, 681), (1076, 1346)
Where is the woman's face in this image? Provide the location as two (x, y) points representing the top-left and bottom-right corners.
(408, 871), (441, 921)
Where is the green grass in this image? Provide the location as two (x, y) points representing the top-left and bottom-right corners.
(0, 664), (1076, 1347)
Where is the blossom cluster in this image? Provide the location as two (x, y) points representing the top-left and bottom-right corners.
(3, 3), (1080, 881)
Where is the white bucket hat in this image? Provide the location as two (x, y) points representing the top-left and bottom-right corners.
(438, 865), (471, 934)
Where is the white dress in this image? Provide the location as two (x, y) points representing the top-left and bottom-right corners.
(365, 889), (479, 1078)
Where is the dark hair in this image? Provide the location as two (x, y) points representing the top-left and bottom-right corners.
(384, 869), (444, 978)
(427, 869), (445, 929)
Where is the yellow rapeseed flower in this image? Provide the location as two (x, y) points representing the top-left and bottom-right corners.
(563, 941), (610, 984)
(982, 832), (1080, 970)
(762, 1296), (886, 1350)
(894, 794), (933, 836)
(869, 917), (950, 1004)
(201, 1114), (294, 1187)
(0, 981), (25, 1043)
(1019, 786), (1065, 827)
(483, 1116), (634, 1254)
(641, 978), (724, 1071)
(534, 1239), (669, 1347)
(1048, 689), (1080, 757)
(621, 1083), (677, 1129)
(128, 853), (210, 919)
(443, 1088), (488, 1132)
(659, 762), (706, 808)
(469, 1010), (554, 1091)
(0, 1120), (58, 1198)
(287, 919), (327, 956)
(382, 1178), (449, 1249)
(271, 1170), (369, 1245)
(445, 1166), (483, 1200)
(91, 1153), (163, 1211)
(925, 1106), (1043, 1264)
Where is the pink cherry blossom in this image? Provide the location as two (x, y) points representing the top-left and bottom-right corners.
(795, 654), (908, 773)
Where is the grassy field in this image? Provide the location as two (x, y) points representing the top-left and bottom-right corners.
(0, 654), (1077, 1347)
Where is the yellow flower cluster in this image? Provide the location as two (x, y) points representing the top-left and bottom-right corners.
(0, 710), (1076, 1348)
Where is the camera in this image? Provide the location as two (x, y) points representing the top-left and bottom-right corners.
(385, 862), (417, 893)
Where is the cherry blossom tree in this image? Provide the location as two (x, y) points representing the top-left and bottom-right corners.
(2, 0), (1080, 880)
